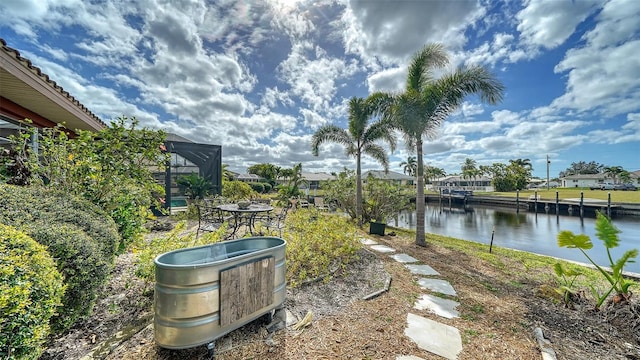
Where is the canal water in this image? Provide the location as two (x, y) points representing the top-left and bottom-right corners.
(393, 204), (640, 274)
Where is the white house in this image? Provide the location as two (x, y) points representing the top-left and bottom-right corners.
(431, 175), (492, 192)
(361, 170), (414, 186)
(560, 172), (639, 188)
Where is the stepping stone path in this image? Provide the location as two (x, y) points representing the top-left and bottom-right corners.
(360, 237), (463, 360)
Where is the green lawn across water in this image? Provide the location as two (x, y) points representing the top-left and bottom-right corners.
(474, 188), (640, 204)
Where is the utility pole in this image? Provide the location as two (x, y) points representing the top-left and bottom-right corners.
(546, 155), (550, 191)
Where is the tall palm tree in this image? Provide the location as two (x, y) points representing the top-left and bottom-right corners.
(373, 43), (504, 246)
(461, 158), (477, 188)
(400, 156), (417, 177)
(603, 165), (625, 184)
(424, 165), (446, 185)
(311, 96), (396, 226)
(511, 158), (532, 170)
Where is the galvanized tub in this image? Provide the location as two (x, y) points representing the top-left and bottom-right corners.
(154, 236), (286, 349)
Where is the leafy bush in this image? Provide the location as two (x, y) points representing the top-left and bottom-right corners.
(0, 184), (119, 331)
(557, 211), (638, 309)
(0, 224), (65, 359)
(362, 176), (410, 223)
(284, 210), (361, 287)
(222, 180), (256, 201)
(322, 169), (411, 223)
(176, 172), (214, 200)
(261, 182), (272, 193)
(0, 185), (120, 260)
(134, 221), (226, 282)
(322, 169), (357, 219)
(26, 222), (111, 332)
(249, 182), (265, 193)
(4, 116), (168, 251)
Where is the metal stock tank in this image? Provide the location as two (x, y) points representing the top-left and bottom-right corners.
(154, 236), (286, 350)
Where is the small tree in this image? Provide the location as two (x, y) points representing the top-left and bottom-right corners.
(176, 172), (213, 200)
(362, 176), (410, 224)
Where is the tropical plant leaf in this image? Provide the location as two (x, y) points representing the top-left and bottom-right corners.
(612, 249), (639, 274)
(557, 231), (593, 250)
(553, 262), (563, 277)
(594, 212), (621, 249)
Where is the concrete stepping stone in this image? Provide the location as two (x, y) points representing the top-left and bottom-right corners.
(417, 278), (457, 297)
(396, 356), (426, 360)
(390, 253), (419, 263)
(370, 244), (396, 253)
(405, 264), (440, 276)
(413, 294), (460, 319)
(405, 313), (462, 360)
(360, 238), (378, 245)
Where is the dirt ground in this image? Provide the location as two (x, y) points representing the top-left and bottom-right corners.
(41, 221), (640, 360)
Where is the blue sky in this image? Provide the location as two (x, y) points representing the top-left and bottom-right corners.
(1, 0), (638, 178)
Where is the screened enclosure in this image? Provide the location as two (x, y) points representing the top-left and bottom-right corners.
(160, 140), (222, 210)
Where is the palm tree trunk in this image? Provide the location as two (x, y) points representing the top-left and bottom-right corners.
(356, 154), (363, 227)
(415, 138), (426, 246)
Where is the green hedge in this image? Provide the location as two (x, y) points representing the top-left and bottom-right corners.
(0, 185), (119, 260)
(0, 224), (65, 359)
(27, 223), (111, 332)
(0, 184), (119, 332)
(249, 182), (265, 193)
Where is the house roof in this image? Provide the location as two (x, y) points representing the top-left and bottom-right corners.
(434, 175), (492, 182)
(560, 174), (606, 180)
(301, 172), (335, 181)
(0, 38), (105, 132)
(236, 173), (263, 180)
(362, 170), (414, 181)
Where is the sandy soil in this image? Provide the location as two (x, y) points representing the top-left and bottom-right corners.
(41, 221), (640, 360)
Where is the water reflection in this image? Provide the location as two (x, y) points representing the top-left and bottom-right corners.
(395, 204), (640, 274)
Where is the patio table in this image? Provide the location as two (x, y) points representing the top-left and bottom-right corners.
(217, 203), (273, 238)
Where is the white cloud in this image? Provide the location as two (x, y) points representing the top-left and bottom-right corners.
(516, 0), (600, 50)
(366, 67), (405, 93)
(341, 0), (485, 67)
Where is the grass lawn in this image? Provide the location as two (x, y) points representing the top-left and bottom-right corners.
(475, 188), (640, 203)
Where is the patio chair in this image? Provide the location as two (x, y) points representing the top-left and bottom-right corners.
(299, 197), (310, 208)
(258, 207), (288, 237)
(196, 204), (233, 238)
(313, 197), (330, 211)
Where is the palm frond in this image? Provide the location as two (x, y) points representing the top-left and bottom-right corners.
(310, 126), (353, 156)
(406, 43), (449, 92)
(362, 143), (389, 172)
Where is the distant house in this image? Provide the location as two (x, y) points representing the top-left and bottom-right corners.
(275, 172), (335, 189)
(431, 175), (492, 192)
(236, 173), (264, 183)
(559, 174), (605, 188)
(362, 170), (414, 186)
(560, 172), (639, 188)
(301, 172), (335, 190)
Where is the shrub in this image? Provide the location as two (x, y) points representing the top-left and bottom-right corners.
(0, 224), (65, 359)
(4, 116), (168, 251)
(222, 180), (257, 201)
(249, 182), (265, 193)
(134, 221), (226, 283)
(26, 222), (111, 332)
(284, 210), (361, 287)
(0, 185), (120, 260)
(0, 184), (118, 331)
(261, 182), (272, 193)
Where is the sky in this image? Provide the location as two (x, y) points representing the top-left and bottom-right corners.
(1, 0), (639, 179)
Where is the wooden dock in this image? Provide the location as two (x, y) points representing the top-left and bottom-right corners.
(425, 194), (638, 217)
